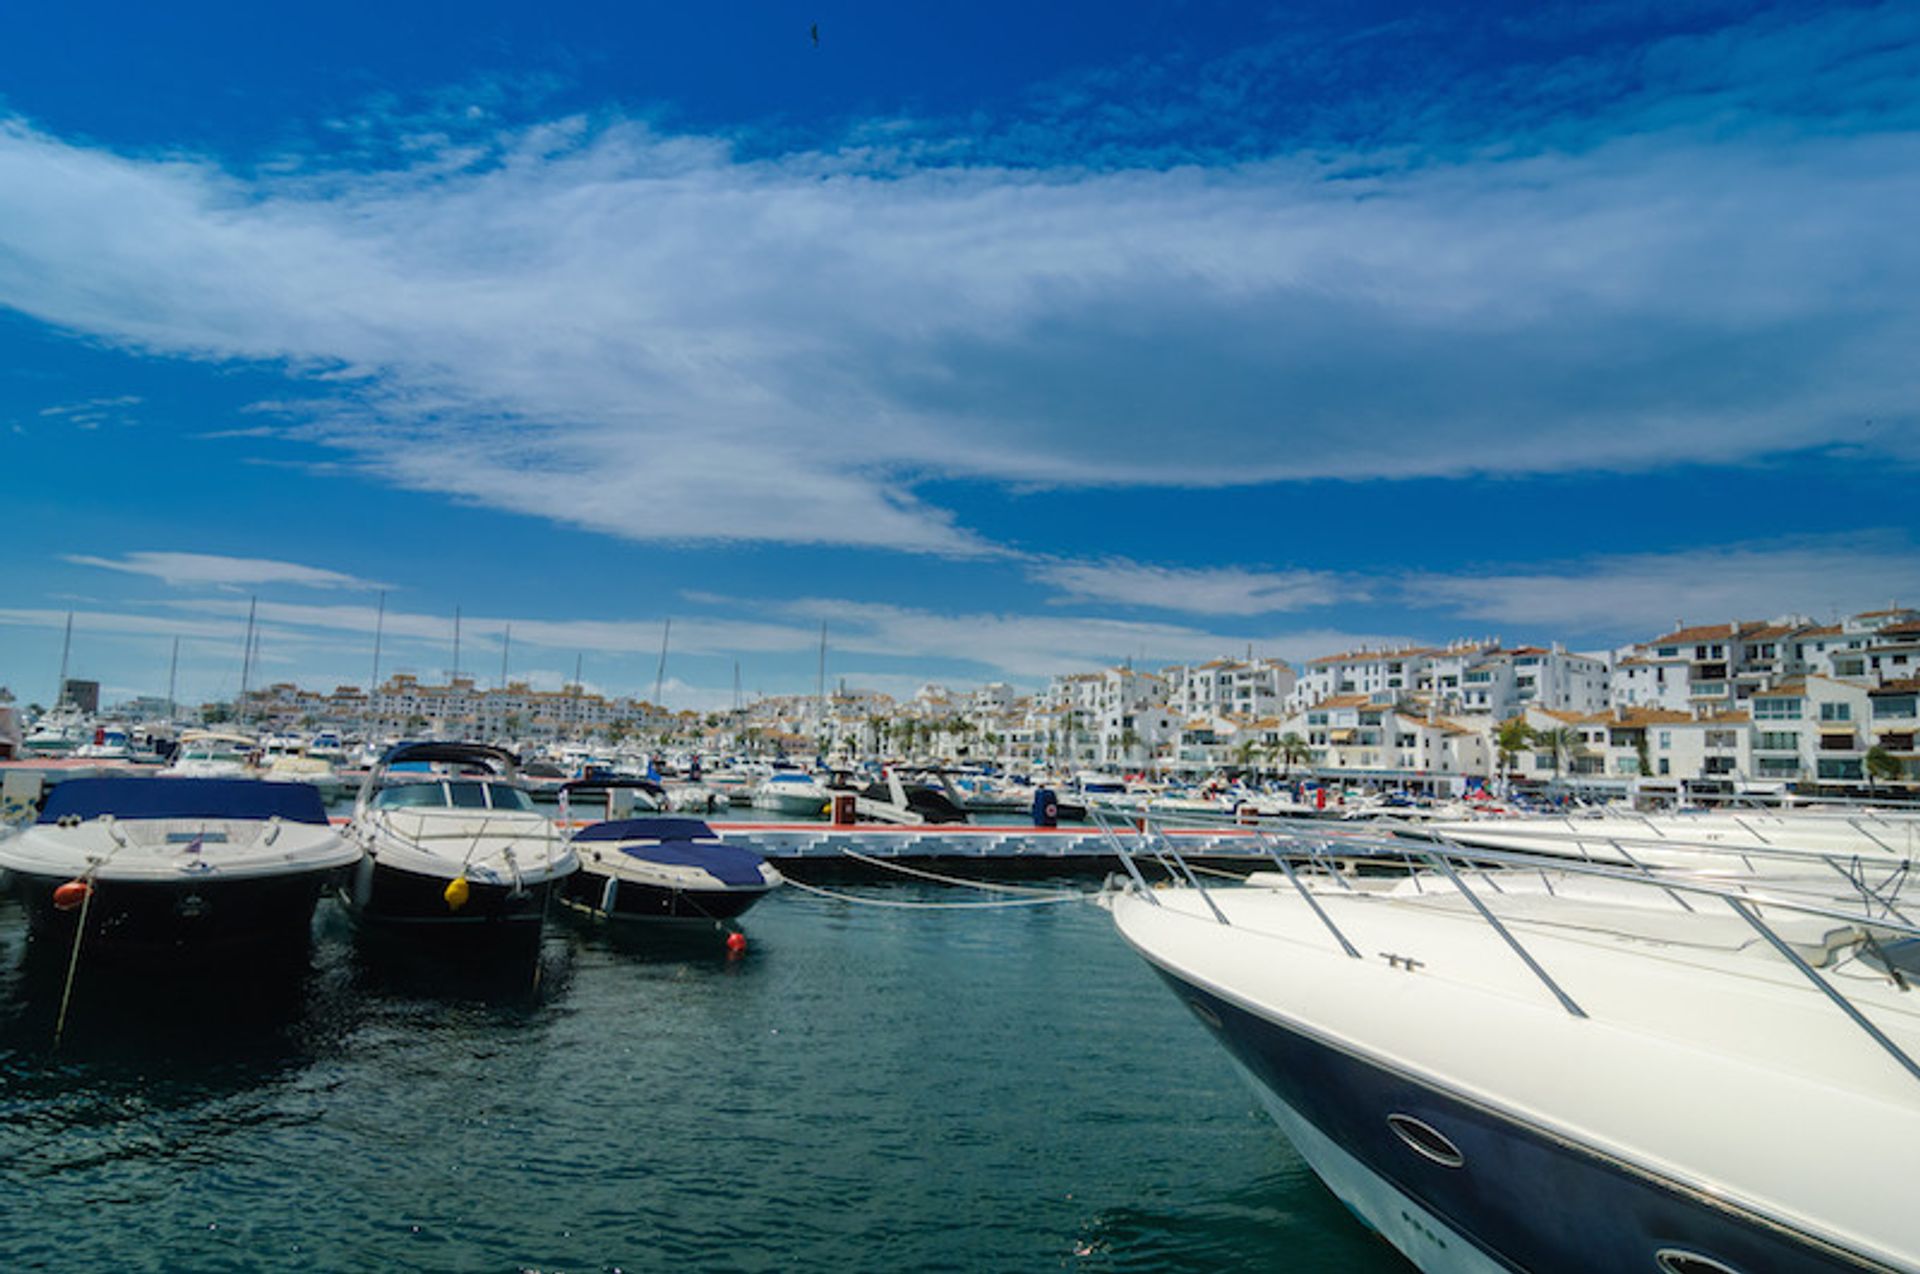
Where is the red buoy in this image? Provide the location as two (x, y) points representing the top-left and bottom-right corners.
(725, 931), (748, 957)
(53, 879), (91, 912)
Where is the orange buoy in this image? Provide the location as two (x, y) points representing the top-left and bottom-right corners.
(53, 879), (91, 911)
(725, 931), (748, 957)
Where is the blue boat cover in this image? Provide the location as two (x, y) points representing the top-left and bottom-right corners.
(38, 777), (331, 825)
(617, 839), (770, 887)
(573, 818), (769, 887)
(574, 817), (716, 843)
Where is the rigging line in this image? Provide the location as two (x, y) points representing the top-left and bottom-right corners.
(835, 847), (1081, 894)
(782, 878), (1090, 909)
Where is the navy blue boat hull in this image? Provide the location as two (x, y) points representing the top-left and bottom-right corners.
(10, 867), (333, 962)
(338, 858), (560, 943)
(1151, 964), (1896, 1273)
(558, 865), (770, 925)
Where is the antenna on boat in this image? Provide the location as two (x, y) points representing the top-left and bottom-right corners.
(238, 596), (257, 725)
(54, 610), (73, 707)
(654, 617), (672, 707)
(370, 590), (386, 690)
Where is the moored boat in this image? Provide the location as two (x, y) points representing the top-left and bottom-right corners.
(340, 742), (576, 944)
(559, 815), (782, 931)
(1103, 835), (1920, 1272)
(0, 776), (359, 960)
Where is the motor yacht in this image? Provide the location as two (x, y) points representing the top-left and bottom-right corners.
(340, 742), (577, 942)
(0, 776), (359, 959)
(751, 770), (836, 817)
(161, 730), (260, 778)
(559, 814), (782, 931)
(1103, 830), (1920, 1272)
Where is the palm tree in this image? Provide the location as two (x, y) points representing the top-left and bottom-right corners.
(1270, 732), (1311, 780)
(1231, 738), (1261, 777)
(1494, 718), (1534, 783)
(1532, 725), (1582, 781)
(1117, 726), (1142, 769)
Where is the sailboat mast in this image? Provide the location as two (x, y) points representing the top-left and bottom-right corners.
(816, 620), (827, 737)
(370, 590), (386, 689)
(452, 605), (461, 682)
(238, 596), (257, 724)
(499, 624), (511, 688)
(654, 617), (672, 706)
(166, 636), (180, 721)
(54, 611), (73, 706)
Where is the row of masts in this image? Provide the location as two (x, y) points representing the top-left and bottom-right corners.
(44, 597), (820, 726)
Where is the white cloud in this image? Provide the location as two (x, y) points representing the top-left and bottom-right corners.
(1030, 558), (1349, 615)
(0, 11), (1915, 553)
(1402, 535), (1920, 635)
(64, 551), (390, 591)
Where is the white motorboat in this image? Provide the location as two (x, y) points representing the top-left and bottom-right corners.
(750, 770), (834, 817)
(558, 815), (782, 933)
(0, 776), (359, 960)
(73, 725), (135, 761)
(21, 702), (89, 756)
(340, 742), (577, 944)
(1103, 831), (1920, 1272)
(161, 730), (259, 778)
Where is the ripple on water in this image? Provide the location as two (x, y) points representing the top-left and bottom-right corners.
(0, 887), (1407, 1272)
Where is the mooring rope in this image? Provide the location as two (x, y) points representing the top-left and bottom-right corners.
(782, 877), (1089, 909)
(835, 847), (1080, 894)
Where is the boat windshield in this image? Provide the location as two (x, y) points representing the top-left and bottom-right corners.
(373, 781), (536, 812)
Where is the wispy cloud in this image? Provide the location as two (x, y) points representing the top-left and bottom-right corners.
(64, 551), (391, 591)
(0, 3), (1913, 553)
(1402, 534), (1920, 636)
(1030, 558), (1350, 615)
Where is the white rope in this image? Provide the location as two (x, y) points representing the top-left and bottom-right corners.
(836, 847), (1079, 894)
(783, 877), (1090, 909)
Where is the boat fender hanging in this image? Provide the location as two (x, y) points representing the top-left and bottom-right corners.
(725, 931), (748, 957)
(444, 876), (471, 911)
(599, 876), (619, 915)
(53, 879), (92, 911)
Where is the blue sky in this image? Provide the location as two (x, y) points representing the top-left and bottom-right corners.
(2, 0), (1916, 711)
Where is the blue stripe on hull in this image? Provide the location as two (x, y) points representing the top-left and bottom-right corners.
(1153, 966), (1897, 1274)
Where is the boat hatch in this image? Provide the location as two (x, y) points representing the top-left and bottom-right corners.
(166, 831), (229, 844)
(1654, 1249), (1744, 1274)
(1385, 1113), (1464, 1168)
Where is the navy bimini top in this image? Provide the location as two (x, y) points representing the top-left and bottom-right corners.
(38, 777), (331, 825)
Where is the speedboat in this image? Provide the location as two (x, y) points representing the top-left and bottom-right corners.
(0, 776), (359, 959)
(751, 770), (835, 816)
(558, 815), (782, 930)
(340, 742), (577, 943)
(1103, 831), (1920, 1272)
(161, 730), (259, 777)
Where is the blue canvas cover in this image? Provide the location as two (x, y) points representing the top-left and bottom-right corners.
(574, 817), (716, 843)
(573, 817), (768, 887)
(616, 840), (770, 887)
(39, 777), (331, 825)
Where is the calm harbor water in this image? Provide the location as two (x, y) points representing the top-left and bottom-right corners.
(0, 882), (1404, 1272)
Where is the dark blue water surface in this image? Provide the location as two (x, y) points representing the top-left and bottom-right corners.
(0, 886), (1404, 1272)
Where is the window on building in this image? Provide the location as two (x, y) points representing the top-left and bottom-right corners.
(1756, 731), (1798, 751)
(1820, 702), (1852, 722)
(1874, 695), (1917, 719)
(1754, 698), (1802, 720)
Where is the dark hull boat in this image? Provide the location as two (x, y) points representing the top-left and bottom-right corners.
(0, 777), (358, 963)
(559, 817), (781, 930)
(1105, 835), (1920, 1273)
(341, 742), (576, 948)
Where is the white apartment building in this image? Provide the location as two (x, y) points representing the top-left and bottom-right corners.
(1165, 657), (1296, 719)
